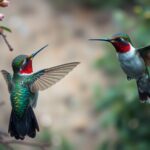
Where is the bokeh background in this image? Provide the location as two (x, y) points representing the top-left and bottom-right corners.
(0, 0), (150, 149)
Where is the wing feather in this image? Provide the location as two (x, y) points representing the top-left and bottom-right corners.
(138, 45), (150, 66)
(29, 62), (80, 92)
(1, 70), (12, 93)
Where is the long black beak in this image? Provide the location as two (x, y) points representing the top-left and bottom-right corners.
(28, 44), (48, 59)
(89, 38), (111, 42)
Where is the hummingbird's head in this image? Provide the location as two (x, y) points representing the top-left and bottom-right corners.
(12, 44), (48, 74)
(89, 33), (133, 53)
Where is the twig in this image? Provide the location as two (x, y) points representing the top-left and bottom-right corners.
(0, 137), (51, 150)
(2, 140), (51, 150)
(0, 32), (13, 51)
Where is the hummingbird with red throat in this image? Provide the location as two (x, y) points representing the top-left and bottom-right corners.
(1, 44), (80, 140)
(89, 33), (150, 102)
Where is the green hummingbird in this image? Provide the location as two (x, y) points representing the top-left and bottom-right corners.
(1, 45), (79, 140)
(89, 33), (150, 102)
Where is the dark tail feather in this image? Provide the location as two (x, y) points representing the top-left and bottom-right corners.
(136, 80), (150, 102)
(8, 106), (39, 140)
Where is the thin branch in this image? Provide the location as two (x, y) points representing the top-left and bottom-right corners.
(0, 32), (13, 51)
(0, 129), (51, 150)
(0, 137), (51, 150)
(4, 140), (51, 150)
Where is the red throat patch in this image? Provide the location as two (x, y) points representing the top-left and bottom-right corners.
(20, 60), (33, 74)
(112, 42), (130, 53)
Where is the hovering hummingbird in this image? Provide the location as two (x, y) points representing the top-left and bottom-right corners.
(89, 33), (150, 102)
(1, 45), (79, 140)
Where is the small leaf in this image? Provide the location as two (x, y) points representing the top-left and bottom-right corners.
(0, 26), (11, 33)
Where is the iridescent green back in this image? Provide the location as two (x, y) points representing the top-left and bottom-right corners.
(11, 74), (34, 118)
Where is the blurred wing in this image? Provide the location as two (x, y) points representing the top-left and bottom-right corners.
(138, 45), (150, 66)
(29, 62), (80, 92)
(1, 70), (12, 93)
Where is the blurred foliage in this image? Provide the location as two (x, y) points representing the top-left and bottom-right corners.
(94, 47), (121, 77)
(38, 128), (53, 144)
(49, 0), (136, 9)
(57, 137), (74, 150)
(50, 0), (133, 9)
(112, 9), (150, 46)
(0, 145), (7, 150)
(93, 2), (150, 150)
(39, 129), (73, 150)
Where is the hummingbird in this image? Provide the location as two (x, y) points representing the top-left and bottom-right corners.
(89, 33), (150, 102)
(1, 44), (79, 140)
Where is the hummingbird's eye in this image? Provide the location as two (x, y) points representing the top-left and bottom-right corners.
(116, 38), (124, 42)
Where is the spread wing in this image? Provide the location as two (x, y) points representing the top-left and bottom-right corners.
(29, 62), (80, 93)
(138, 45), (150, 66)
(1, 70), (12, 93)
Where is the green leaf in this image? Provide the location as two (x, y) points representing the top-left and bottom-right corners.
(0, 26), (12, 33)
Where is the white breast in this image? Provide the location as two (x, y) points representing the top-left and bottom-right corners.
(118, 45), (135, 61)
(117, 46), (145, 79)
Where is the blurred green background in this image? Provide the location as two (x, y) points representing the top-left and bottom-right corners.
(0, 0), (150, 149)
